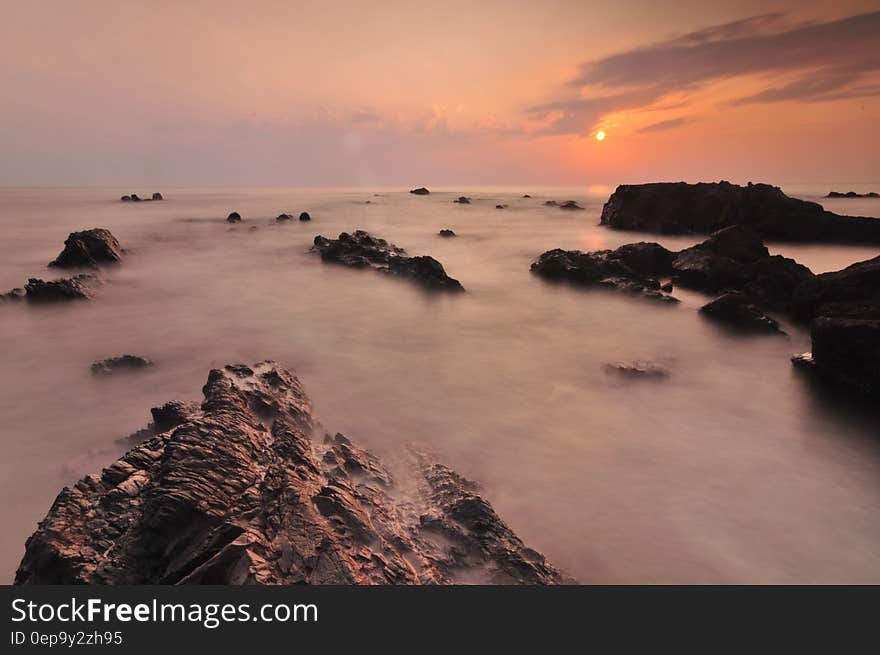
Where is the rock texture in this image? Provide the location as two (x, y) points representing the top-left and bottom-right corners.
(15, 362), (567, 585)
(21, 275), (97, 302)
(313, 231), (464, 292)
(794, 318), (880, 397)
(699, 292), (784, 334)
(91, 355), (154, 375)
(49, 229), (123, 269)
(600, 181), (880, 243)
(791, 255), (880, 322)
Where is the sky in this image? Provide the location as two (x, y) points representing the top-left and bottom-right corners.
(1, 0), (878, 187)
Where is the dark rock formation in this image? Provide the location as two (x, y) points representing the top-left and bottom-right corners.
(410, 187), (430, 195)
(661, 281), (673, 293)
(454, 196), (471, 204)
(438, 229), (456, 237)
(91, 355), (154, 376)
(313, 231), (464, 292)
(826, 191), (879, 198)
(49, 228), (124, 269)
(227, 212), (241, 223)
(120, 195), (131, 202)
(792, 318), (880, 397)
(602, 361), (669, 379)
(600, 181), (880, 243)
(530, 243), (677, 302)
(791, 255), (880, 322)
(523, 194), (531, 198)
(276, 213), (292, 222)
(299, 212), (311, 222)
(151, 192), (163, 201)
(130, 194), (142, 202)
(699, 292), (784, 334)
(496, 204), (508, 209)
(559, 200), (583, 210)
(15, 362), (567, 585)
(544, 200), (558, 207)
(22, 275), (96, 302)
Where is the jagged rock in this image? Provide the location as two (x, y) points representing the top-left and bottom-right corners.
(22, 275), (96, 302)
(276, 213), (292, 222)
(794, 318), (880, 397)
(152, 192), (163, 201)
(699, 292), (784, 334)
(559, 200), (583, 210)
(530, 244), (678, 302)
(313, 231), (464, 292)
(227, 212), (242, 223)
(453, 196), (471, 204)
(49, 228), (123, 268)
(438, 229), (456, 237)
(150, 400), (201, 433)
(600, 181), (880, 243)
(791, 255), (880, 322)
(826, 191), (879, 198)
(602, 361), (669, 379)
(15, 362), (567, 585)
(91, 355), (154, 376)
(299, 212), (311, 222)
(410, 187), (430, 195)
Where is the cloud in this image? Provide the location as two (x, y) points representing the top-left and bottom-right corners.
(530, 10), (880, 134)
(635, 117), (693, 134)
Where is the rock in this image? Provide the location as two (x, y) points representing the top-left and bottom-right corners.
(559, 200), (584, 210)
(91, 355), (154, 376)
(150, 400), (201, 433)
(453, 196), (471, 204)
(661, 282), (673, 293)
(1, 287), (26, 302)
(410, 187), (430, 195)
(530, 244), (677, 302)
(602, 361), (669, 379)
(826, 191), (879, 198)
(600, 181), (880, 243)
(523, 194), (531, 198)
(130, 194), (142, 202)
(544, 200), (558, 206)
(14, 362), (567, 584)
(227, 212), (241, 223)
(120, 195), (131, 202)
(496, 204), (507, 209)
(438, 229), (456, 237)
(49, 228), (124, 268)
(23, 275), (96, 302)
(791, 255), (880, 322)
(313, 231), (463, 292)
(276, 213), (292, 221)
(699, 292), (784, 333)
(796, 318), (880, 397)
(791, 352), (814, 368)
(299, 212), (311, 222)
(151, 192), (163, 201)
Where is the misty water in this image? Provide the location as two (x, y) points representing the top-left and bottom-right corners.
(1, 186), (880, 583)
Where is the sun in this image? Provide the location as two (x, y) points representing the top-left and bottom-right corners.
(595, 130), (606, 142)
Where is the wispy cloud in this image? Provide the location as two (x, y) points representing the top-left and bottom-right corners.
(634, 117), (692, 134)
(529, 10), (880, 134)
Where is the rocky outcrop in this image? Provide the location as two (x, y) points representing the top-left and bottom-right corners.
(600, 181), (880, 243)
(790, 255), (880, 322)
(227, 212), (242, 223)
(410, 187), (430, 195)
(699, 292), (784, 334)
(49, 229), (123, 269)
(438, 229), (456, 238)
(826, 191), (878, 198)
(91, 355), (154, 375)
(15, 362), (567, 585)
(20, 275), (97, 302)
(792, 318), (880, 397)
(530, 242), (677, 302)
(313, 231), (464, 292)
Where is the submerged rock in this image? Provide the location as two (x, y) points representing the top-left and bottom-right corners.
(559, 200), (584, 210)
(227, 212), (242, 223)
(313, 231), (464, 292)
(410, 187), (430, 195)
(602, 361), (669, 379)
(699, 292), (784, 334)
(15, 362), (567, 584)
(496, 204), (508, 209)
(91, 355), (154, 376)
(530, 243), (678, 302)
(600, 181), (880, 243)
(438, 229), (456, 237)
(22, 275), (97, 302)
(453, 196), (471, 204)
(544, 200), (558, 207)
(49, 228), (123, 269)
(522, 194), (531, 198)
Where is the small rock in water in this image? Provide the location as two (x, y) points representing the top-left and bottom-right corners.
(23, 275), (97, 302)
(151, 192), (163, 201)
(130, 194), (142, 202)
(227, 212), (242, 223)
(496, 204), (508, 209)
(438, 229), (456, 237)
(410, 187), (430, 195)
(544, 200), (558, 206)
(602, 361), (670, 379)
(49, 228), (124, 268)
(120, 195), (131, 202)
(91, 355), (154, 376)
(523, 194), (531, 198)
(299, 212), (311, 221)
(559, 200), (584, 210)
(276, 213), (292, 221)
(699, 292), (784, 334)
(454, 196), (471, 204)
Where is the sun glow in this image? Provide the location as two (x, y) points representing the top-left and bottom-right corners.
(595, 130), (606, 142)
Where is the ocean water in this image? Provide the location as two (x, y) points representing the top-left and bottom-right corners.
(1, 185), (879, 584)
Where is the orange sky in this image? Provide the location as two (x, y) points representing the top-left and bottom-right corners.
(1, 0), (878, 186)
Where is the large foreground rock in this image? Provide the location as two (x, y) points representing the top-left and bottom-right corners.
(600, 181), (880, 243)
(794, 318), (880, 397)
(15, 362), (567, 584)
(791, 255), (880, 322)
(313, 231), (464, 292)
(49, 228), (123, 268)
